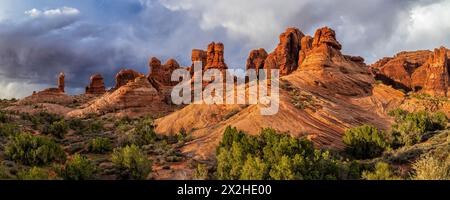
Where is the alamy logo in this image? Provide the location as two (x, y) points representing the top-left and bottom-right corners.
(170, 61), (280, 115)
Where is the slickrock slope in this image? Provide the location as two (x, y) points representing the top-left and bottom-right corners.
(155, 26), (402, 160)
(68, 76), (170, 118)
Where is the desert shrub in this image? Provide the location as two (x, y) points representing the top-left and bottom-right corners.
(88, 137), (112, 153)
(111, 145), (152, 180)
(42, 119), (69, 139)
(390, 110), (448, 146)
(216, 127), (350, 180)
(411, 155), (449, 180)
(5, 133), (66, 166)
(83, 120), (103, 134)
(0, 111), (11, 123)
(0, 123), (21, 137)
(67, 118), (86, 132)
(0, 164), (12, 180)
(118, 118), (156, 147)
(343, 125), (389, 159)
(193, 163), (209, 180)
(57, 154), (96, 180)
(17, 167), (50, 180)
(362, 162), (400, 180)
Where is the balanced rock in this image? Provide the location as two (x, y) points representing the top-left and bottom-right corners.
(264, 27), (304, 76)
(85, 74), (106, 95)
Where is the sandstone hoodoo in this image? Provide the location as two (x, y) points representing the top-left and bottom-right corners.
(58, 72), (65, 93)
(148, 57), (181, 86)
(246, 48), (268, 76)
(114, 69), (143, 89)
(264, 27), (304, 76)
(85, 73), (106, 95)
(372, 46), (450, 96)
(204, 42), (228, 71)
(191, 49), (207, 70)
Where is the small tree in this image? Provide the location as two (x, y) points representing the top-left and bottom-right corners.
(17, 167), (50, 180)
(111, 145), (152, 180)
(240, 155), (268, 180)
(88, 137), (112, 153)
(343, 125), (389, 159)
(5, 133), (66, 166)
(362, 162), (400, 180)
(58, 154), (96, 180)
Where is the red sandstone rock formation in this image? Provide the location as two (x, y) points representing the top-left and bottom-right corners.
(246, 48), (268, 75)
(411, 47), (449, 96)
(264, 27), (304, 76)
(191, 49), (207, 71)
(372, 47), (450, 96)
(204, 42), (228, 70)
(85, 74), (106, 95)
(148, 57), (181, 86)
(68, 76), (170, 118)
(58, 72), (65, 93)
(115, 69), (143, 89)
(312, 27), (342, 50)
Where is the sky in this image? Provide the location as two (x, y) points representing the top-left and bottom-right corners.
(0, 0), (449, 98)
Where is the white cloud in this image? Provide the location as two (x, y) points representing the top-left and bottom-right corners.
(25, 7), (80, 18)
(159, 0), (308, 47)
(0, 79), (50, 99)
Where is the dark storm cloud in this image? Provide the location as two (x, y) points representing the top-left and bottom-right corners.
(0, 0), (449, 98)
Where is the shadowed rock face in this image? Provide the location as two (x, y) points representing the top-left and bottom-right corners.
(148, 57), (181, 86)
(85, 73), (106, 95)
(264, 27), (304, 76)
(372, 47), (450, 96)
(114, 69), (143, 89)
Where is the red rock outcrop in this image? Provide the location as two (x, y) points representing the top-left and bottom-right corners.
(148, 57), (181, 86)
(312, 27), (342, 50)
(204, 42), (228, 70)
(191, 49), (207, 69)
(58, 72), (65, 93)
(371, 50), (431, 91)
(246, 48), (268, 75)
(115, 69), (143, 89)
(372, 47), (450, 96)
(411, 47), (449, 96)
(85, 74), (106, 95)
(264, 27), (304, 76)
